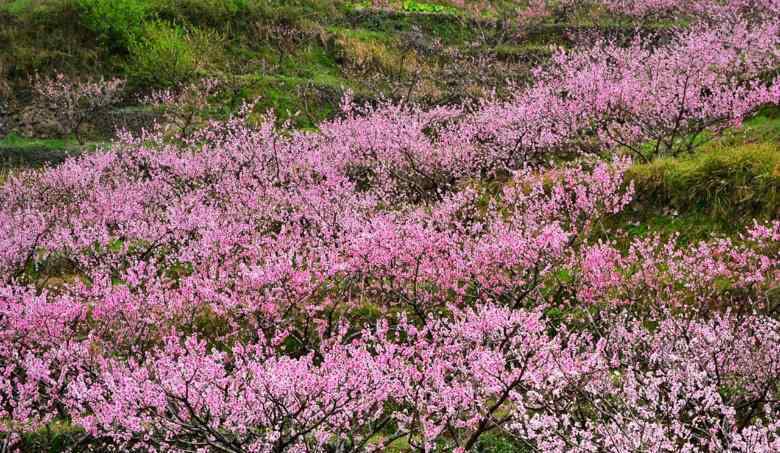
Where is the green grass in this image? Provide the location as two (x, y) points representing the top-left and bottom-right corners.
(278, 45), (344, 84)
(494, 43), (554, 61)
(242, 73), (343, 129)
(601, 110), (780, 245)
(0, 167), (11, 184)
(605, 210), (735, 245)
(344, 6), (474, 45)
(0, 133), (101, 171)
(402, 0), (459, 14)
(0, 419), (85, 453)
(0, 0), (36, 14)
(0, 133), (72, 151)
(630, 107), (780, 159)
(327, 26), (396, 44)
(705, 110), (780, 149)
(627, 142), (779, 218)
(235, 42), (352, 127)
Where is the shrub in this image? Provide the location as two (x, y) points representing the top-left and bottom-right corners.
(75, 0), (150, 51)
(474, 431), (533, 452)
(126, 20), (197, 88)
(402, 0), (457, 14)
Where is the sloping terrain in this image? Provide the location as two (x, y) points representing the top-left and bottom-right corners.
(0, 1), (778, 452)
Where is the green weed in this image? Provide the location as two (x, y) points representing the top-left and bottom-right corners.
(402, 0), (458, 14)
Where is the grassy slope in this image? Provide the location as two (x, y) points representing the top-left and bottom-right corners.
(601, 111), (780, 245)
(0, 0), (489, 128)
(0, 0), (638, 129)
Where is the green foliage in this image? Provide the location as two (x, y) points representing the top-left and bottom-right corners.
(1, 0), (38, 15)
(332, 28), (403, 73)
(75, 0), (151, 51)
(248, 0), (342, 23)
(346, 6), (472, 45)
(494, 43), (552, 62)
(126, 20), (197, 87)
(598, 111), (780, 245)
(601, 137), (779, 246)
(707, 107), (780, 148)
(403, 0), (458, 14)
(246, 73), (342, 129)
(614, 210), (732, 245)
(0, 133), (72, 152)
(0, 0), (102, 75)
(0, 133), (89, 172)
(345, 0), (373, 11)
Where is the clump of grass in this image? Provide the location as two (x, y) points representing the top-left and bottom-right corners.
(609, 210), (734, 245)
(1, 0), (39, 15)
(494, 43), (553, 62)
(0, 133), (71, 151)
(626, 142), (779, 220)
(706, 109), (780, 149)
(332, 28), (404, 74)
(600, 140), (778, 245)
(0, 167), (11, 185)
(13, 419), (86, 452)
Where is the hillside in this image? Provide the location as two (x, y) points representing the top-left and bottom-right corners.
(3, 0), (775, 224)
(2, 0), (777, 240)
(1, 0), (570, 132)
(0, 1), (779, 452)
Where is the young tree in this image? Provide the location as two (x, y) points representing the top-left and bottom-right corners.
(32, 73), (126, 145)
(143, 78), (222, 140)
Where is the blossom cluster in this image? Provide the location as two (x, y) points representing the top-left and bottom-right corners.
(1, 109), (777, 451)
(593, 0), (779, 23)
(460, 19), (778, 163)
